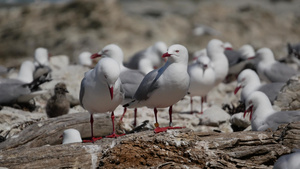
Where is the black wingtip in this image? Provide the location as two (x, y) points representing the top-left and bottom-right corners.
(123, 100), (135, 107)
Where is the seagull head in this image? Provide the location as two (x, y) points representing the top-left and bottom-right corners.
(207, 39), (231, 57)
(196, 55), (212, 73)
(162, 44), (189, 65)
(97, 57), (121, 100)
(245, 91), (270, 121)
(238, 44), (255, 60)
(18, 60), (35, 83)
(91, 44), (124, 66)
(78, 51), (92, 66)
(34, 47), (49, 66)
(255, 48), (275, 63)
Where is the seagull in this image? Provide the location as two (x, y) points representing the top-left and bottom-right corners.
(17, 61), (36, 83)
(126, 41), (167, 75)
(80, 57), (124, 142)
(225, 44), (255, 75)
(46, 82), (70, 118)
(78, 51), (93, 67)
(124, 44), (190, 133)
(188, 55), (215, 114)
(33, 48), (52, 82)
(206, 39), (230, 85)
(0, 65), (14, 77)
(273, 150), (300, 169)
(235, 69), (285, 104)
(255, 48), (298, 83)
(62, 128), (82, 144)
(91, 44), (144, 127)
(245, 91), (300, 131)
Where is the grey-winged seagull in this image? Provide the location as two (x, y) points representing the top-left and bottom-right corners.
(235, 69), (285, 104)
(256, 48), (297, 83)
(126, 41), (167, 75)
(124, 44), (190, 133)
(245, 91), (300, 131)
(91, 44), (145, 127)
(80, 57), (124, 142)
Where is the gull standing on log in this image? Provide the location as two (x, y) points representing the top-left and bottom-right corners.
(80, 57), (124, 142)
(124, 44), (190, 133)
(91, 44), (145, 127)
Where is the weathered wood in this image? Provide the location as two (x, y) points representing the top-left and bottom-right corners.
(0, 112), (122, 150)
(2, 122), (300, 168)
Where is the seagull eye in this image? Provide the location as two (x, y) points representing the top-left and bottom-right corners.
(175, 50), (179, 53)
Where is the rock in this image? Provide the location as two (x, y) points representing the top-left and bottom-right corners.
(199, 105), (231, 127)
(230, 112), (251, 129)
(49, 55), (70, 69)
(274, 75), (300, 111)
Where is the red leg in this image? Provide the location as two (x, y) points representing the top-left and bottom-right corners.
(199, 96), (204, 114)
(154, 106), (185, 133)
(133, 108), (137, 127)
(106, 111), (125, 138)
(190, 97), (194, 114)
(119, 107), (127, 122)
(154, 108), (159, 128)
(83, 114), (102, 143)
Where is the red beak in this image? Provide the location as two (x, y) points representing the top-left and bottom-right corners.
(247, 56), (255, 60)
(234, 86), (241, 95)
(244, 105), (253, 120)
(91, 53), (102, 59)
(162, 52), (171, 58)
(109, 86), (113, 100)
(225, 47), (233, 51)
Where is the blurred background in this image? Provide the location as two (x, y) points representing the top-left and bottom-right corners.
(0, 0), (300, 66)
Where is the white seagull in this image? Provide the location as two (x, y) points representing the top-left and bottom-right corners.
(206, 39), (230, 85)
(126, 41), (167, 75)
(91, 44), (144, 127)
(245, 91), (300, 131)
(188, 55), (215, 114)
(256, 48), (297, 83)
(78, 51), (93, 67)
(124, 44), (190, 133)
(235, 69), (285, 103)
(79, 57), (124, 142)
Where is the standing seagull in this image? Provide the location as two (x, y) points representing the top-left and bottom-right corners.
(206, 39), (230, 85)
(256, 48), (297, 83)
(91, 44), (145, 126)
(124, 44), (190, 133)
(245, 91), (300, 131)
(188, 55), (215, 114)
(80, 57), (124, 142)
(46, 82), (70, 118)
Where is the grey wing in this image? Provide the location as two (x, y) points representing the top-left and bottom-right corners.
(266, 111), (300, 131)
(258, 82), (285, 103)
(125, 50), (146, 69)
(33, 65), (52, 80)
(224, 50), (242, 67)
(264, 63), (297, 82)
(134, 69), (160, 101)
(120, 70), (144, 99)
(79, 77), (86, 108)
(0, 82), (30, 104)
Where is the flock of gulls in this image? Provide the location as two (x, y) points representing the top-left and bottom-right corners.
(2, 39), (300, 168)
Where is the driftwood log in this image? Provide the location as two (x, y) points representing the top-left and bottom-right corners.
(1, 115), (300, 168)
(0, 112), (122, 150)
